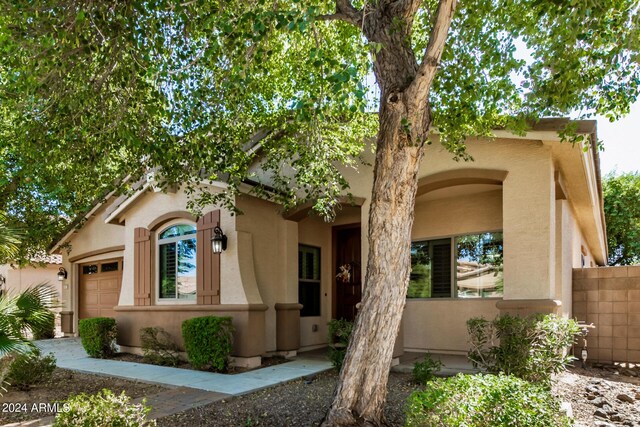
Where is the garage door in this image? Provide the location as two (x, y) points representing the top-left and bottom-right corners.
(79, 258), (123, 319)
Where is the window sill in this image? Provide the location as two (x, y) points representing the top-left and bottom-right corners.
(155, 300), (198, 305)
(406, 297), (503, 302)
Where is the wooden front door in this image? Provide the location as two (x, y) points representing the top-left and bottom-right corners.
(334, 226), (362, 321)
(79, 258), (123, 319)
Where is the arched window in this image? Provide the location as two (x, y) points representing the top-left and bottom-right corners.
(157, 223), (197, 302)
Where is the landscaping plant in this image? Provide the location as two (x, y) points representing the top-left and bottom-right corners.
(55, 389), (156, 427)
(181, 316), (233, 371)
(412, 353), (443, 384)
(5, 347), (56, 391)
(140, 327), (180, 367)
(78, 317), (117, 359)
(406, 373), (571, 427)
(0, 284), (58, 357)
(467, 313), (580, 386)
(32, 312), (56, 340)
(327, 319), (354, 370)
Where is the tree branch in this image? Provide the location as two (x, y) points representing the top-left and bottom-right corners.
(316, 0), (363, 28)
(386, 0), (427, 21)
(407, 0), (457, 100)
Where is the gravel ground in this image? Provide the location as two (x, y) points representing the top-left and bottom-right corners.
(158, 365), (640, 427)
(158, 371), (417, 427)
(553, 364), (640, 427)
(0, 368), (166, 424)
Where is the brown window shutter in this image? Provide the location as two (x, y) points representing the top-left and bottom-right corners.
(196, 210), (221, 305)
(134, 227), (152, 306)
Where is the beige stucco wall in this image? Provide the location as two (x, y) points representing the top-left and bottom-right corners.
(404, 299), (499, 353)
(340, 138), (560, 302)
(118, 186), (244, 306)
(235, 195), (297, 352)
(405, 189), (503, 352)
(413, 189), (502, 238)
(1, 264), (62, 309)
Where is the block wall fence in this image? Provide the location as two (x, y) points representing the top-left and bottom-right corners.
(573, 266), (640, 364)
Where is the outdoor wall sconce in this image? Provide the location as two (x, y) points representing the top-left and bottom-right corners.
(211, 226), (227, 253)
(57, 267), (68, 281)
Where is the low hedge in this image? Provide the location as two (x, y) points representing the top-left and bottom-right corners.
(181, 316), (234, 371)
(78, 317), (117, 358)
(406, 373), (571, 427)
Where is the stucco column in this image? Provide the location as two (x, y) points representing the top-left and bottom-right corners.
(500, 145), (557, 313)
(555, 200), (573, 317)
(280, 220), (299, 302)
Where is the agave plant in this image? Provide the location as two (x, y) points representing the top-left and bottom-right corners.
(0, 284), (58, 357)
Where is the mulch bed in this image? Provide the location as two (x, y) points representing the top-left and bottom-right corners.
(112, 352), (289, 374)
(157, 371), (416, 426)
(0, 368), (166, 425)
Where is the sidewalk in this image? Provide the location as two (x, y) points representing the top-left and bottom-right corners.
(3, 338), (332, 426)
(35, 338), (332, 395)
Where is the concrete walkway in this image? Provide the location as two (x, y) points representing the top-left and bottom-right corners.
(2, 338), (332, 426)
(392, 351), (479, 376)
(35, 338), (332, 396)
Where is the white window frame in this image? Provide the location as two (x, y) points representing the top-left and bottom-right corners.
(155, 220), (198, 305)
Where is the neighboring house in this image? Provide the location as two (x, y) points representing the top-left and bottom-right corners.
(49, 118), (606, 367)
(0, 255), (62, 298)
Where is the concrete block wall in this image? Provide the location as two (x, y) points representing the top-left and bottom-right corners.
(573, 266), (640, 364)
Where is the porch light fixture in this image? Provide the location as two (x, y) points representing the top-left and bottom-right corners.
(211, 226), (227, 253)
(57, 267), (68, 281)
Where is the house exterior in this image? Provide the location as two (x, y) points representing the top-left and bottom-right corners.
(0, 255), (63, 301)
(50, 119), (606, 366)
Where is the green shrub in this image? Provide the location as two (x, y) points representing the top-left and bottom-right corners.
(467, 313), (580, 386)
(78, 317), (117, 358)
(6, 348), (56, 390)
(327, 319), (353, 370)
(140, 327), (179, 366)
(406, 373), (571, 427)
(32, 312), (56, 340)
(181, 316), (234, 371)
(412, 353), (443, 383)
(54, 389), (156, 427)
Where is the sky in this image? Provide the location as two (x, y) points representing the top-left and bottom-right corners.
(596, 102), (640, 176)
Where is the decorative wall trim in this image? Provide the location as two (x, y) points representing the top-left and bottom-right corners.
(68, 246), (125, 263)
(114, 304), (268, 312)
(416, 169), (508, 197)
(147, 211), (197, 231)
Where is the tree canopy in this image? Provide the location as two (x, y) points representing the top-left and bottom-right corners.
(3, 0), (640, 424)
(603, 171), (640, 266)
(1, 0), (639, 262)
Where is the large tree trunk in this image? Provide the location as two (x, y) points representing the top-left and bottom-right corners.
(322, 1), (456, 426)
